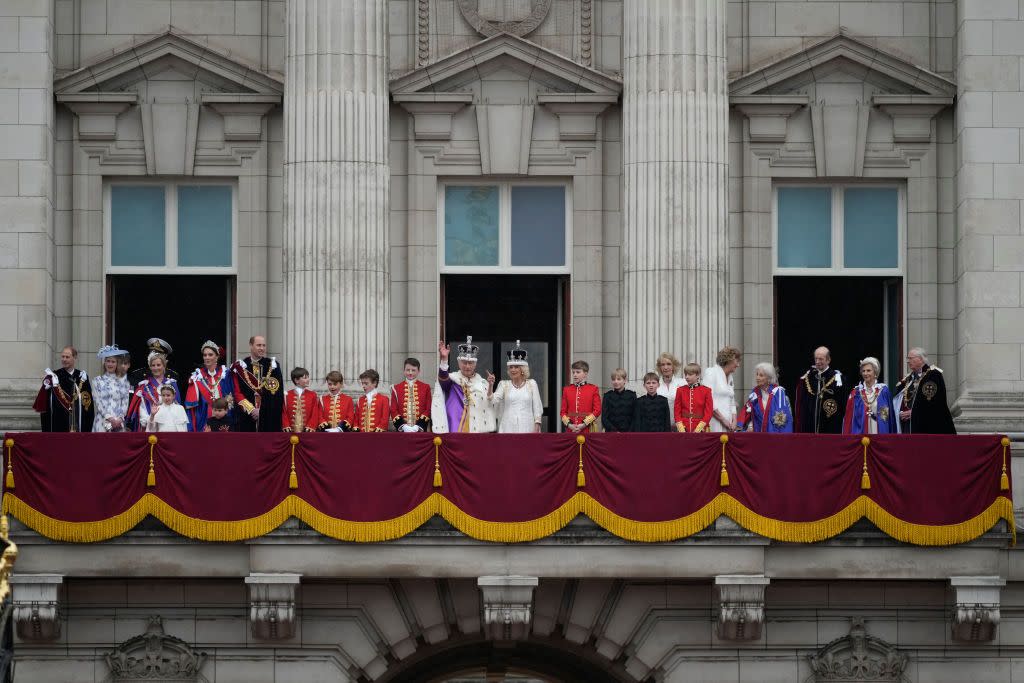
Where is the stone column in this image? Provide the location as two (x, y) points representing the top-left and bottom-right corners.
(283, 0), (390, 382)
(0, 0), (55, 397)
(951, 0), (1024, 432)
(621, 0), (729, 378)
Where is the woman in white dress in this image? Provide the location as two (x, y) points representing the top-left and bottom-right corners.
(92, 345), (130, 432)
(655, 352), (686, 400)
(489, 341), (544, 433)
(703, 346), (742, 432)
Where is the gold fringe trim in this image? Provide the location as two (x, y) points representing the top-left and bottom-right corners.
(576, 434), (586, 488)
(860, 437), (871, 490)
(1002, 437), (1011, 491)
(4, 438), (13, 491)
(719, 434), (729, 488)
(433, 436), (442, 488)
(146, 435), (157, 488)
(288, 435), (299, 490)
(1, 492), (1015, 547)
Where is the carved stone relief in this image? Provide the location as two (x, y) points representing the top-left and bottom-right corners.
(808, 618), (908, 682)
(457, 0), (553, 37)
(104, 616), (208, 682)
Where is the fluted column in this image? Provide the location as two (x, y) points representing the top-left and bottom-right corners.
(283, 0), (390, 382)
(621, 0), (729, 378)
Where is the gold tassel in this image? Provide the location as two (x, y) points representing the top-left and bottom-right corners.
(1001, 436), (1011, 491)
(433, 436), (443, 488)
(576, 435), (586, 488)
(147, 435), (157, 487)
(4, 438), (13, 490)
(289, 435), (299, 489)
(719, 434), (730, 487)
(860, 436), (871, 490)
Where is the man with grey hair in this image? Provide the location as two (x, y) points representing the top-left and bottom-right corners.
(794, 346), (845, 434)
(892, 347), (955, 434)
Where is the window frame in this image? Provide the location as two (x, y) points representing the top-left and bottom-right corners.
(104, 178), (238, 275)
(771, 182), (905, 276)
(437, 179), (573, 275)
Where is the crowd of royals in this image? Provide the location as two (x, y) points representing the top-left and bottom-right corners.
(33, 334), (956, 436)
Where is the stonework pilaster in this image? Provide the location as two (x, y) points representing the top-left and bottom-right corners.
(283, 0), (390, 382)
(952, 0), (1024, 432)
(621, 0), (730, 377)
(0, 0), (55, 393)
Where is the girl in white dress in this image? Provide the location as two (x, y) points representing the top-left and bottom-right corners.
(489, 341), (544, 433)
(703, 346), (742, 432)
(144, 384), (189, 433)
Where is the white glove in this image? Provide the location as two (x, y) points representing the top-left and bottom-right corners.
(400, 424), (418, 433)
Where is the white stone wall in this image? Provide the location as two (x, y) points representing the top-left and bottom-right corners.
(952, 0), (1024, 432)
(53, 0), (286, 76)
(10, 575), (1024, 682)
(0, 0), (56, 394)
(726, 0), (956, 78)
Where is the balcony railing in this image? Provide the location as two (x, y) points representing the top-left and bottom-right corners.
(0, 432), (1014, 546)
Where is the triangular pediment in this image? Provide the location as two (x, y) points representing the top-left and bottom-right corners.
(389, 33), (622, 97)
(729, 32), (955, 98)
(54, 30), (282, 96)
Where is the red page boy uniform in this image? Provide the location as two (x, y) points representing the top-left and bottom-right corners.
(560, 382), (601, 432)
(282, 387), (321, 433)
(674, 383), (713, 432)
(355, 390), (390, 432)
(391, 379), (432, 432)
(319, 391), (355, 431)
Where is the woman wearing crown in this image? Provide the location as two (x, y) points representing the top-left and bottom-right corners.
(491, 341), (544, 433)
(125, 348), (181, 431)
(185, 341), (235, 432)
(432, 336), (497, 433)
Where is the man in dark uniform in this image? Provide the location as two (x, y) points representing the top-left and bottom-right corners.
(33, 346), (94, 432)
(231, 335), (284, 432)
(794, 346), (845, 433)
(893, 347), (955, 434)
(128, 338), (179, 386)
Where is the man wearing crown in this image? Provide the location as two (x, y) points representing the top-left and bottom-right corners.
(431, 337), (497, 433)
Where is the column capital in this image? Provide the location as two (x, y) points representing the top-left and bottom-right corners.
(950, 576), (1004, 642)
(11, 573), (63, 641)
(477, 576), (539, 640)
(246, 573), (301, 640)
(715, 575), (769, 641)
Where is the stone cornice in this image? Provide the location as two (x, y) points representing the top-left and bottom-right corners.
(53, 30), (283, 96)
(729, 31), (956, 98)
(389, 32), (622, 96)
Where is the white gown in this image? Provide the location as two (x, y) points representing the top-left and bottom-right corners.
(143, 402), (189, 432)
(491, 379), (544, 433)
(703, 365), (737, 432)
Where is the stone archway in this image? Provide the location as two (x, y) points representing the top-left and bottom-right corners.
(375, 637), (639, 683)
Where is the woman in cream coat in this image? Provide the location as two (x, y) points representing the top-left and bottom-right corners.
(490, 341), (544, 433)
(703, 346), (742, 432)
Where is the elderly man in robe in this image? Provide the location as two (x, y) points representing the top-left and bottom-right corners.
(431, 337), (497, 433)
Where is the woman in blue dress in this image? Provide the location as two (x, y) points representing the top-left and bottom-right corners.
(125, 351), (181, 431)
(737, 362), (793, 433)
(843, 356), (897, 435)
(185, 341), (235, 432)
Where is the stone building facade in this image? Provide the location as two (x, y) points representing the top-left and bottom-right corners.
(4, 0), (1024, 681)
